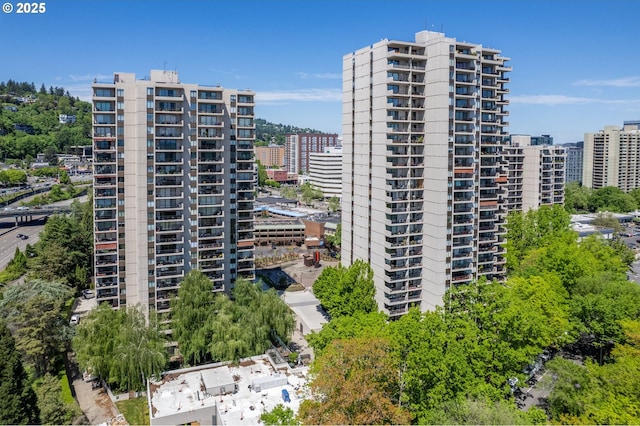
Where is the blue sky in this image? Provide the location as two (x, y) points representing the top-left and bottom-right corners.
(1, 0), (639, 143)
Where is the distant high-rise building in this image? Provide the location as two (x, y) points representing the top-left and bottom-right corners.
(583, 124), (640, 191)
(285, 133), (339, 175)
(255, 144), (285, 167)
(308, 146), (342, 199)
(530, 134), (553, 146)
(92, 70), (255, 320)
(505, 135), (565, 212)
(342, 30), (510, 318)
(563, 142), (583, 184)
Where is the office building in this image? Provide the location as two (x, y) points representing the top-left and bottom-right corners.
(563, 142), (583, 184)
(308, 146), (343, 199)
(285, 133), (339, 175)
(255, 144), (285, 168)
(506, 135), (565, 212)
(583, 124), (640, 191)
(92, 70), (255, 318)
(342, 31), (510, 318)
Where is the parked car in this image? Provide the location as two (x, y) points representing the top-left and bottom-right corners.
(16, 233), (24, 238)
(69, 314), (80, 325)
(20, 235), (28, 240)
(82, 289), (95, 299)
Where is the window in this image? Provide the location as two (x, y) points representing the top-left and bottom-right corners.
(147, 87), (154, 96)
(147, 100), (154, 109)
(94, 88), (114, 97)
(117, 89), (124, 97)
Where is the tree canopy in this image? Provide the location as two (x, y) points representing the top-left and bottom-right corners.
(171, 273), (295, 365)
(312, 259), (377, 318)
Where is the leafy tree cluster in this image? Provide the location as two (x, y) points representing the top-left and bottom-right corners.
(299, 206), (640, 424)
(255, 118), (327, 144)
(171, 272), (295, 366)
(0, 278), (74, 377)
(0, 247), (28, 286)
(72, 304), (167, 392)
(312, 259), (377, 318)
(565, 182), (640, 213)
(0, 320), (39, 424)
(0, 81), (92, 162)
(544, 320), (640, 424)
(26, 198), (93, 287)
(0, 168), (27, 185)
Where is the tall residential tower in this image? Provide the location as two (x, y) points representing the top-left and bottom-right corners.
(92, 70), (255, 317)
(342, 31), (510, 317)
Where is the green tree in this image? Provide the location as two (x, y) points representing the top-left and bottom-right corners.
(564, 181), (592, 213)
(0, 320), (40, 425)
(591, 211), (623, 232)
(306, 311), (389, 354)
(327, 196), (340, 212)
(260, 404), (297, 426)
(298, 337), (411, 425)
(256, 160), (268, 186)
(588, 186), (636, 213)
(35, 373), (81, 425)
(312, 260), (377, 318)
(0, 279), (73, 376)
(72, 304), (167, 391)
(171, 270), (217, 365)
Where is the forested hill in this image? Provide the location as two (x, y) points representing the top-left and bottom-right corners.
(0, 80), (92, 162)
(255, 118), (330, 144)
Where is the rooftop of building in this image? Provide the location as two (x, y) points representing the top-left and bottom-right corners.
(148, 355), (309, 426)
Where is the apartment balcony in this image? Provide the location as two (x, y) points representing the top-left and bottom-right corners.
(199, 153), (224, 163)
(95, 220), (116, 232)
(97, 289), (119, 299)
(156, 140), (183, 151)
(156, 128), (183, 138)
(199, 140), (223, 151)
(96, 278), (117, 288)
(156, 266), (184, 279)
(96, 266), (117, 277)
(156, 175), (182, 186)
(157, 234), (183, 244)
(156, 189), (183, 199)
(95, 210), (116, 221)
(155, 223), (184, 233)
(156, 102), (183, 113)
(155, 166), (183, 176)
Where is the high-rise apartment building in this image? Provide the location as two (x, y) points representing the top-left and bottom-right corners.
(342, 31), (510, 317)
(506, 135), (565, 212)
(92, 70), (255, 317)
(563, 142), (583, 184)
(583, 124), (640, 191)
(308, 146), (343, 199)
(285, 133), (339, 175)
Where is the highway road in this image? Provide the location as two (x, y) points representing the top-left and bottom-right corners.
(0, 216), (46, 270)
(0, 195), (89, 271)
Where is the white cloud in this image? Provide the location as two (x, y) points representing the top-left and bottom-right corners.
(256, 88), (341, 103)
(573, 77), (640, 87)
(297, 72), (341, 80)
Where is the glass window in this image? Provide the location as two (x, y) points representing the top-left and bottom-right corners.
(117, 89), (124, 97)
(147, 87), (153, 96)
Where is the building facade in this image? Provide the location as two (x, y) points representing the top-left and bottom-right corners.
(563, 142), (583, 184)
(255, 144), (285, 168)
(506, 135), (565, 212)
(583, 124), (640, 191)
(342, 31), (510, 318)
(308, 146), (343, 199)
(285, 133), (339, 175)
(92, 70), (255, 318)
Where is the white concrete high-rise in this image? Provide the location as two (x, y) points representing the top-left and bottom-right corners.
(506, 135), (565, 212)
(342, 31), (510, 318)
(308, 146), (343, 199)
(92, 70), (255, 320)
(583, 124), (640, 191)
